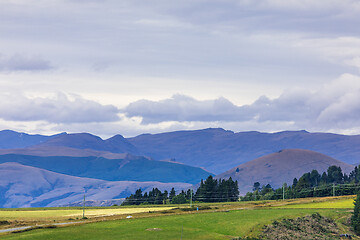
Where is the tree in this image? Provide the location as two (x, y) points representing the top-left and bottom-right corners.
(261, 184), (273, 195)
(253, 182), (260, 191)
(352, 193), (360, 235)
(320, 172), (327, 185)
(349, 166), (360, 183)
(171, 193), (187, 204)
(169, 188), (176, 202)
(310, 170), (321, 186)
(327, 166), (343, 184)
(292, 178), (298, 187)
(295, 175), (310, 192)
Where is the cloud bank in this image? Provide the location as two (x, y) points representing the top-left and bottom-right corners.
(123, 74), (360, 133)
(0, 93), (119, 124)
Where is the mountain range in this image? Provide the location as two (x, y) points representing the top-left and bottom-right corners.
(3, 128), (359, 174)
(127, 129), (360, 173)
(0, 128), (359, 207)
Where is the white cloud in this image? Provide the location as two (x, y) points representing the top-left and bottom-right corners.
(344, 57), (360, 71)
(121, 74), (360, 135)
(0, 92), (120, 124)
(124, 94), (254, 124)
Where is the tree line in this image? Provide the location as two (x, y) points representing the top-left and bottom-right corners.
(242, 165), (360, 201)
(122, 176), (239, 205)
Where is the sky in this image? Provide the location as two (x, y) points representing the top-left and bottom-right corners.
(1, 0), (360, 138)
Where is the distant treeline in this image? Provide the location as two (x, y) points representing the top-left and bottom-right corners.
(242, 165), (360, 201)
(122, 176), (239, 205)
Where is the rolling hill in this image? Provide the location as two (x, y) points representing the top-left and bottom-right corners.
(0, 153), (211, 184)
(0, 162), (191, 208)
(215, 149), (354, 194)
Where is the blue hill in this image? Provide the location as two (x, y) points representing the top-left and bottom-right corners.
(0, 154), (211, 184)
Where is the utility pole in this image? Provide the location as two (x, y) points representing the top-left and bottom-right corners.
(190, 189), (193, 208)
(282, 184), (285, 201)
(333, 183), (335, 197)
(83, 189), (86, 219)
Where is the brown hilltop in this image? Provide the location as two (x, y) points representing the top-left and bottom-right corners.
(215, 149), (354, 195)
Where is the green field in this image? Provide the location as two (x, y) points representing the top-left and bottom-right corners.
(276, 197), (354, 209)
(0, 207), (174, 221)
(0, 196), (357, 239)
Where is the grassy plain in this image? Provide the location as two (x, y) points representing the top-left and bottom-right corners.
(0, 195), (357, 239)
(0, 207), (174, 220)
(276, 197), (354, 209)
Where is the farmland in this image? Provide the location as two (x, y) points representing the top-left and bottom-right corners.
(0, 206), (175, 221)
(0, 195), (358, 239)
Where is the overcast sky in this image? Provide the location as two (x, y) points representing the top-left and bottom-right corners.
(1, 0), (360, 138)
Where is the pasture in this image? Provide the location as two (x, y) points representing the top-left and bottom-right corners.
(0, 195), (357, 239)
(0, 207), (174, 221)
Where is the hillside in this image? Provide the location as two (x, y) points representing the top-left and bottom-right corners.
(1, 128), (360, 175)
(36, 132), (139, 154)
(215, 149), (354, 194)
(128, 128), (360, 173)
(0, 153), (211, 184)
(0, 162), (191, 208)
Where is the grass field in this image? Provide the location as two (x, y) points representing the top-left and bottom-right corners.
(276, 197), (355, 209)
(0, 207), (174, 221)
(0, 196), (357, 239)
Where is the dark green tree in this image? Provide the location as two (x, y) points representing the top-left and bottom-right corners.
(310, 170), (321, 186)
(253, 182), (260, 191)
(327, 166), (343, 184)
(292, 178), (298, 187)
(352, 193), (360, 235)
(171, 193), (187, 204)
(349, 166), (360, 183)
(320, 172), (327, 185)
(169, 187), (176, 202)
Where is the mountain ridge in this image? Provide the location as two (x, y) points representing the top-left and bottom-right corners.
(215, 149), (354, 194)
(127, 129), (360, 173)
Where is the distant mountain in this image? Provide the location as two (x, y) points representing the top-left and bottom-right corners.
(0, 153), (211, 184)
(2, 128), (360, 175)
(127, 128), (360, 173)
(0, 146), (129, 159)
(36, 133), (139, 154)
(0, 130), (60, 149)
(0, 162), (191, 208)
(215, 149), (354, 194)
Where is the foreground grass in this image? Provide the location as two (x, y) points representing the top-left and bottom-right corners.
(0, 208), (351, 240)
(0, 196), (356, 239)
